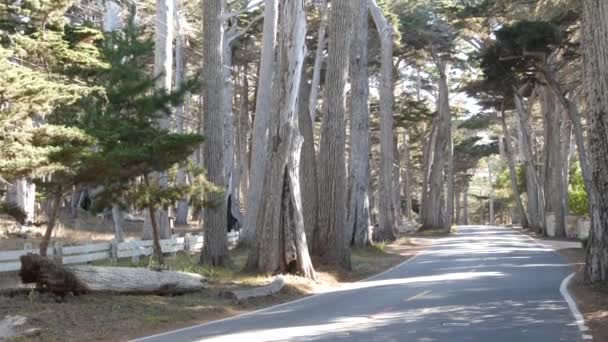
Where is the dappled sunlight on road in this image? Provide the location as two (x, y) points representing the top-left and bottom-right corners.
(320, 271), (506, 293)
(135, 226), (583, 342)
(198, 298), (574, 342)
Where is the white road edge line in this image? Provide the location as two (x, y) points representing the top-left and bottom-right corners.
(130, 237), (437, 341)
(514, 227), (592, 341)
(560, 273), (593, 340)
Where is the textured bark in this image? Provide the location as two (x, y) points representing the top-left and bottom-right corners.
(488, 160), (494, 226)
(445, 131), (454, 230)
(174, 7), (189, 226)
(143, 0), (175, 240)
(582, 0), (608, 284)
(20, 255), (206, 296)
(242, 0), (278, 246)
(393, 135), (403, 228)
(543, 69), (596, 221)
(200, 0), (229, 266)
(402, 132), (413, 219)
(462, 182), (469, 225)
(147, 203), (165, 265)
(420, 120), (437, 224)
(308, 0), (328, 122)
(102, 1), (122, 32)
(236, 65), (251, 215)
(297, 70), (318, 247)
(421, 56), (450, 231)
(10, 179), (36, 225)
(347, 0), (372, 248)
(500, 105), (529, 228)
(39, 193), (62, 257)
(514, 90), (545, 234)
(223, 31), (241, 230)
(540, 86), (566, 237)
(315, 0), (352, 267)
(111, 204), (125, 242)
(246, 0), (315, 279)
(369, 0), (397, 241)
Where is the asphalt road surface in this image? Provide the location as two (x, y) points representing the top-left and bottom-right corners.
(134, 226), (583, 342)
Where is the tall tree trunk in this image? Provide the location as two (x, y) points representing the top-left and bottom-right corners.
(462, 182), (469, 225)
(393, 134), (403, 229)
(308, 0), (328, 122)
(421, 55), (450, 231)
(369, 0), (397, 241)
(242, 0), (278, 246)
(582, 0), (608, 284)
(200, 0), (229, 266)
(223, 30), (243, 230)
(420, 120), (437, 224)
(297, 66), (318, 249)
(402, 132), (413, 220)
(236, 65), (252, 216)
(315, 0), (352, 268)
(445, 131), (454, 230)
(143, 0), (174, 240)
(561, 118), (573, 216)
(514, 89), (545, 234)
(540, 85), (566, 237)
(246, 0), (315, 279)
(455, 184), (461, 225)
(488, 159), (494, 226)
(175, 5), (189, 225)
(347, 31), (373, 247)
(543, 69), (597, 224)
(499, 103), (529, 228)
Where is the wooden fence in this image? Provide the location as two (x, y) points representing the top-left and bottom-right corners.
(0, 231), (239, 273)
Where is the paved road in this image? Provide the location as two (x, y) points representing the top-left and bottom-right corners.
(134, 226), (583, 342)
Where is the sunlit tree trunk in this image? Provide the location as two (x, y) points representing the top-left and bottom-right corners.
(369, 0), (397, 241)
(499, 103), (529, 228)
(421, 54), (450, 231)
(540, 85), (566, 237)
(200, 0), (229, 266)
(174, 5), (190, 225)
(143, 0), (174, 240)
(347, 42), (373, 246)
(297, 67), (318, 248)
(514, 88), (545, 234)
(246, 0), (315, 279)
(242, 0), (278, 246)
(402, 132), (413, 220)
(236, 65), (251, 216)
(308, 0), (328, 122)
(315, 0), (352, 268)
(582, 0), (608, 284)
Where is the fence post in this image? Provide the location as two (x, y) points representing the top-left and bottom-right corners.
(53, 241), (63, 264)
(184, 233), (191, 253)
(110, 239), (118, 263)
(170, 235), (178, 257)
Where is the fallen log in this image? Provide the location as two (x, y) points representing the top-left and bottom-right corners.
(224, 276), (286, 301)
(19, 254), (207, 296)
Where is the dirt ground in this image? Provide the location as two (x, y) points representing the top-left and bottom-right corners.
(0, 236), (432, 342)
(517, 227), (608, 342)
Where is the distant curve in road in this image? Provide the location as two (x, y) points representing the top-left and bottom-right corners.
(133, 226), (583, 342)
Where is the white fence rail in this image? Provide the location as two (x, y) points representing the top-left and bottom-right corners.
(0, 231), (239, 273)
